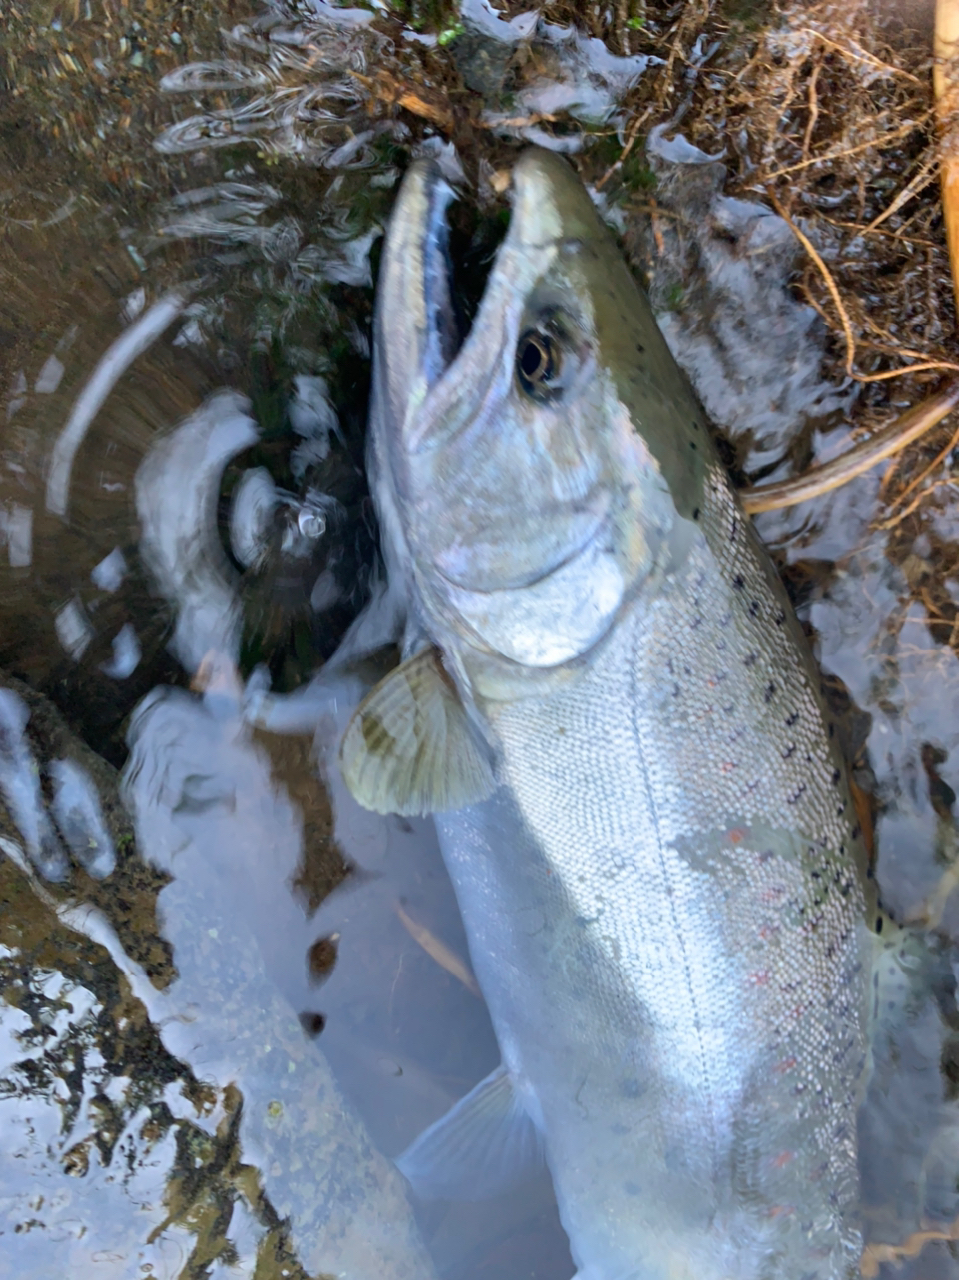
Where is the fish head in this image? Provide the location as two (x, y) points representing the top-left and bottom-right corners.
(374, 148), (708, 674)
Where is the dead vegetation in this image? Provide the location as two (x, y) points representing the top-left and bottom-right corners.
(320, 0), (959, 512)
(588, 0), (957, 482)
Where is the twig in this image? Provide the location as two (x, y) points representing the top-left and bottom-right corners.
(479, 111), (560, 130)
(348, 69), (454, 131)
(878, 472), (957, 529)
(740, 382), (959, 515)
(763, 113), (930, 182)
(862, 154), (939, 234)
(801, 59), (822, 164)
(861, 1216), (959, 1279)
(769, 193), (959, 382)
(395, 901), (481, 997)
(885, 418), (959, 512)
(799, 27), (924, 85)
(935, 0), (959, 320)
(857, 360), (959, 381)
(595, 104), (656, 191)
(767, 190), (857, 377)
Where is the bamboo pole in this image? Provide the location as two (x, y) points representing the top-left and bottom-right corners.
(936, 0), (959, 320)
(740, 381), (959, 515)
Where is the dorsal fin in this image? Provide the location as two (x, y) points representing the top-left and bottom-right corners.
(339, 647), (496, 817)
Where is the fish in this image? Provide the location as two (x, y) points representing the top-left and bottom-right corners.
(340, 149), (882, 1279)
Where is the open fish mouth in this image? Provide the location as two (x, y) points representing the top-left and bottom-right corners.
(388, 161), (611, 605)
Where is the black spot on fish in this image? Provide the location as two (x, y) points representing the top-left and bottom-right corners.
(785, 711), (799, 727)
(851, 822), (861, 839)
(689, 440), (697, 451)
(743, 652), (758, 667)
(300, 1012), (326, 1037)
(749, 600), (761, 618)
(788, 783), (808, 804)
(765, 681), (777, 702)
(636, 342), (645, 354)
(730, 518), (738, 541)
(692, 506), (700, 521)
(832, 768), (841, 785)
(673, 684), (681, 698)
(828, 722), (836, 738)
(876, 916), (884, 933)
(782, 744), (796, 760)
(733, 574), (745, 590)
(691, 420), (700, 431)
(837, 803), (846, 817)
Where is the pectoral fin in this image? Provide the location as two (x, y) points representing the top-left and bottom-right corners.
(339, 647), (496, 816)
(396, 1064), (545, 1200)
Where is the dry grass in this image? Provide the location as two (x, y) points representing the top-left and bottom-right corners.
(611, 2), (953, 396)
(347, 0), (957, 507)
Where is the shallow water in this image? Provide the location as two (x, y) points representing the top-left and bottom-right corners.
(1, 1), (958, 1277)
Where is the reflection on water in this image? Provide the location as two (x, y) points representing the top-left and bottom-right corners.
(1, 0), (958, 1276)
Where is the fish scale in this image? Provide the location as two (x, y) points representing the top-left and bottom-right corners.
(342, 148), (881, 1280)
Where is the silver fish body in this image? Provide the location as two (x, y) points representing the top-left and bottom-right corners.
(345, 150), (876, 1280)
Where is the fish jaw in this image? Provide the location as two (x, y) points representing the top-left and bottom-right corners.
(367, 158), (457, 638)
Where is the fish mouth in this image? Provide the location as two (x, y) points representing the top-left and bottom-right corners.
(370, 159), (459, 434)
(401, 151), (610, 596)
(372, 157), (513, 422)
(377, 150), (620, 644)
(379, 150), (589, 429)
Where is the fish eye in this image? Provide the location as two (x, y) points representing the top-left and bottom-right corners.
(516, 329), (561, 397)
